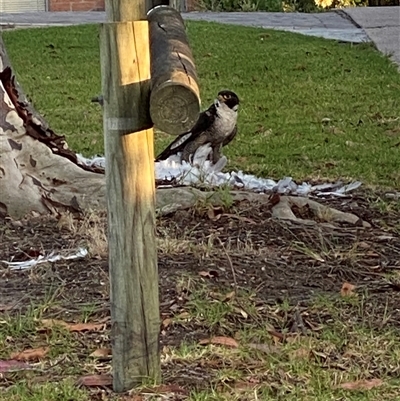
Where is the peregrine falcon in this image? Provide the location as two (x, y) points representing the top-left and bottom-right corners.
(155, 90), (239, 164)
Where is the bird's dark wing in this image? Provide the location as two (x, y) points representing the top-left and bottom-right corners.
(155, 131), (194, 161)
(222, 125), (238, 147)
(155, 104), (217, 161)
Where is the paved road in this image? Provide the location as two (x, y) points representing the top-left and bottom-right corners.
(0, 7), (399, 68)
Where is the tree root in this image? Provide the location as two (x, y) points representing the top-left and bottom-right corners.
(270, 195), (370, 228)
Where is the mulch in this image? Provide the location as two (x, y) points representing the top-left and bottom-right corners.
(1, 190), (399, 343)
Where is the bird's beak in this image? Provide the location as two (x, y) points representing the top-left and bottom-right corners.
(217, 94), (224, 102)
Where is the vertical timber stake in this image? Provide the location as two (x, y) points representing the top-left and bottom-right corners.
(101, 0), (161, 392)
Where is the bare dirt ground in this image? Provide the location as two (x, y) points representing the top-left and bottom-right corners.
(1, 189), (399, 398)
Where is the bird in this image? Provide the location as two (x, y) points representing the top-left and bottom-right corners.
(155, 90), (239, 164)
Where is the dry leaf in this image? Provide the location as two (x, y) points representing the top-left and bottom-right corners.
(89, 348), (112, 358)
(77, 374), (113, 387)
(339, 378), (383, 391)
(199, 270), (219, 279)
(176, 312), (190, 319)
(290, 347), (311, 360)
(162, 318), (172, 328)
(268, 330), (285, 342)
(209, 291), (236, 302)
(304, 319), (324, 331)
(40, 319), (104, 332)
(10, 347), (49, 361)
(207, 208), (222, 220)
(223, 291), (236, 301)
(233, 306), (248, 319)
(207, 208), (215, 220)
(0, 359), (33, 372)
(209, 291), (223, 300)
(199, 336), (239, 348)
(66, 322), (105, 332)
(312, 350), (328, 360)
(40, 319), (69, 330)
(341, 282), (356, 297)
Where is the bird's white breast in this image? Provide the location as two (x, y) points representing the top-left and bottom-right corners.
(215, 102), (238, 136)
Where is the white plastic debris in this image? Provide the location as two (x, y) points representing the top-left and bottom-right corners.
(77, 145), (362, 197)
(2, 247), (88, 271)
(77, 154), (106, 169)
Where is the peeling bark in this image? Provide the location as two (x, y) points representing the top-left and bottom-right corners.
(0, 36), (106, 218)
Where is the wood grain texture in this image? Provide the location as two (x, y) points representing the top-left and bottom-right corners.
(101, 22), (152, 133)
(148, 6), (200, 135)
(101, 4), (160, 391)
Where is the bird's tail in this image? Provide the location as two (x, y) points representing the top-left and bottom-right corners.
(155, 132), (193, 161)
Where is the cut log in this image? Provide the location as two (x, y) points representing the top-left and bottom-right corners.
(147, 5), (200, 135)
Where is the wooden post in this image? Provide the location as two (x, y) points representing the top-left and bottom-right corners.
(101, 0), (160, 392)
(148, 6), (200, 135)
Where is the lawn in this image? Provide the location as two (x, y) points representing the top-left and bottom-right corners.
(2, 22), (400, 188)
(1, 22), (400, 401)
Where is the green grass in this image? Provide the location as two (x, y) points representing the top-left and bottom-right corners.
(2, 291), (400, 401)
(3, 23), (400, 188)
(2, 380), (89, 401)
(163, 285), (400, 401)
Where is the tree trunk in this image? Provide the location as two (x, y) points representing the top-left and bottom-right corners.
(0, 35), (106, 219)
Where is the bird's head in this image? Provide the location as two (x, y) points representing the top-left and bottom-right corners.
(216, 90), (239, 112)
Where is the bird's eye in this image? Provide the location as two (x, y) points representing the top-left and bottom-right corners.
(223, 94), (231, 99)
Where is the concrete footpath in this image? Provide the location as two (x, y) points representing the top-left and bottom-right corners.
(344, 7), (400, 66)
(0, 7), (399, 68)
